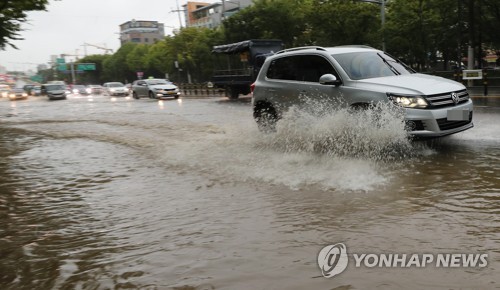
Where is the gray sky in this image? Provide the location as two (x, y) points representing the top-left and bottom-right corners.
(0, 0), (216, 72)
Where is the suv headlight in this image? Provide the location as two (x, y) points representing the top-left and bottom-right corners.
(388, 93), (428, 109)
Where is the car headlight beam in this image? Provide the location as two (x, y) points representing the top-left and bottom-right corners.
(388, 93), (428, 109)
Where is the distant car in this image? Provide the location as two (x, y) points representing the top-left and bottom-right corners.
(132, 79), (180, 99)
(103, 82), (129, 96)
(23, 84), (35, 95)
(87, 85), (103, 95)
(31, 86), (42, 96)
(72, 85), (88, 95)
(8, 88), (28, 101)
(41, 83), (67, 100)
(0, 84), (11, 98)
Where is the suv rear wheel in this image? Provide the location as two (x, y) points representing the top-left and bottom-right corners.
(254, 103), (278, 132)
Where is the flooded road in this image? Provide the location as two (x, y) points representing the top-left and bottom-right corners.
(0, 94), (499, 289)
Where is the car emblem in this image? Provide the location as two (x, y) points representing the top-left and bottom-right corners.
(451, 92), (459, 104)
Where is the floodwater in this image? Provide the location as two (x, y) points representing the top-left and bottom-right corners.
(0, 93), (498, 290)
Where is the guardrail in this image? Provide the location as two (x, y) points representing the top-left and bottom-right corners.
(178, 83), (225, 97)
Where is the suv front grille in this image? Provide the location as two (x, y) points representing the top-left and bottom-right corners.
(425, 90), (469, 108)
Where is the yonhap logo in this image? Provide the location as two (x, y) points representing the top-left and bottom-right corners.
(317, 243), (349, 278)
(317, 242), (489, 278)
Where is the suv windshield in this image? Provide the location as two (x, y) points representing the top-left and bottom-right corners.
(332, 52), (414, 80)
(45, 85), (65, 91)
(109, 83), (124, 87)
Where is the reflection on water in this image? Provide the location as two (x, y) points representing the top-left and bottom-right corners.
(0, 96), (499, 289)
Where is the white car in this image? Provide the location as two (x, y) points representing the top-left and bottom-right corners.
(252, 45), (473, 138)
(132, 79), (180, 99)
(103, 82), (129, 96)
(0, 84), (11, 98)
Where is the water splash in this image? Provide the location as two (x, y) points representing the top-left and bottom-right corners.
(256, 98), (415, 162)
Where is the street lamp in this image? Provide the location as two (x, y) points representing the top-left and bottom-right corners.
(358, 0), (386, 52)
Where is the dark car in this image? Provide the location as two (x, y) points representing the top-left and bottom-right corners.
(23, 84), (35, 95)
(31, 86), (42, 96)
(41, 84), (67, 100)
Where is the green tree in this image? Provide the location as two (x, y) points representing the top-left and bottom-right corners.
(102, 42), (137, 83)
(126, 44), (150, 75)
(147, 27), (223, 83)
(222, 0), (311, 47)
(384, 0), (442, 70)
(306, 0), (381, 47)
(482, 0), (500, 47)
(76, 54), (111, 84)
(0, 0), (53, 49)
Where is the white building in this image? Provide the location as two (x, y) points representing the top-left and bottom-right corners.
(119, 20), (165, 45)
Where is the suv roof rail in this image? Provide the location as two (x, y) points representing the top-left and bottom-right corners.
(276, 46), (327, 54)
(335, 45), (375, 49)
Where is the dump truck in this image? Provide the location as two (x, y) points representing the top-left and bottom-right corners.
(212, 39), (284, 99)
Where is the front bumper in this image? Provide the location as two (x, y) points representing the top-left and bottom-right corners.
(110, 91), (128, 96)
(405, 100), (474, 138)
(155, 91), (181, 98)
(48, 93), (67, 100)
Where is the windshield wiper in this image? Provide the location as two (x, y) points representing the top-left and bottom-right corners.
(377, 53), (400, 75)
(384, 52), (416, 73)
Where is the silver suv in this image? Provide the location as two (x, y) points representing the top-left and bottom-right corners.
(252, 46), (473, 138)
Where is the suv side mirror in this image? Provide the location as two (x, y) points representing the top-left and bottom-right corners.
(319, 74), (341, 86)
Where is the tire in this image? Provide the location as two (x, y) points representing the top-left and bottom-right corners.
(226, 87), (239, 99)
(149, 91), (155, 99)
(254, 104), (278, 132)
(133, 92), (139, 99)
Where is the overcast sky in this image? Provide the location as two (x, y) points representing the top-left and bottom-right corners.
(0, 0), (217, 72)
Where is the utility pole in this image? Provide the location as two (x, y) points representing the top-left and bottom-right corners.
(381, 0), (385, 52)
(61, 53), (79, 84)
(171, 0), (184, 28)
(358, 0), (386, 51)
(221, 0), (225, 22)
(467, 0), (474, 86)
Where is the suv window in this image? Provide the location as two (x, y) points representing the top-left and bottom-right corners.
(266, 55), (338, 82)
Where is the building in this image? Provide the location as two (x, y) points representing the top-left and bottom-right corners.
(119, 20), (165, 45)
(183, 0), (253, 29)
